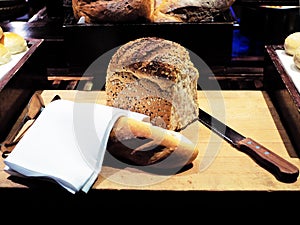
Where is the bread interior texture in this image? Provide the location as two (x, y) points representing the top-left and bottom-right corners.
(106, 37), (199, 131)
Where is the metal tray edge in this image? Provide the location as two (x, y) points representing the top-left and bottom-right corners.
(0, 38), (44, 92)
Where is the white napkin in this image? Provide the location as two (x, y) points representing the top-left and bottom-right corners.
(275, 50), (300, 95)
(4, 99), (149, 194)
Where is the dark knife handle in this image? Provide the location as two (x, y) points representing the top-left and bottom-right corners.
(237, 137), (299, 183)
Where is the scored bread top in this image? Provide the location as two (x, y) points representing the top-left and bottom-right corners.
(72, 0), (155, 23)
(107, 37), (199, 87)
(156, 0), (236, 13)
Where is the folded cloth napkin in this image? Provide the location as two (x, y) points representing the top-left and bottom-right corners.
(4, 99), (149, 194)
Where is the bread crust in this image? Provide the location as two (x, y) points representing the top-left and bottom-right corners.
(72, 0), (155, 23)
(107, 116), (198, 168)
(107, 37), (197, 86)
(156, 0), (235, 13)
(105, 37), (199, 131)
(153, 0), (236, 22)
(72, 0), (235, 23)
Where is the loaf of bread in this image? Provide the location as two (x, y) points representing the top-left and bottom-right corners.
(72, 0), (235, 23)
(105, 37), (199, 131)
(153, 0), (236, 22)
(284, 32), (300, 56)
(105, 37), (200, 169)
(72, 0), (155, 23)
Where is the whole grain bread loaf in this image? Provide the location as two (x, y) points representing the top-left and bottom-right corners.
(72, 0), (235, 23)
(72, 0), (155, 23)
(153, 0), (236, 22)
(105, 37), (199, 131)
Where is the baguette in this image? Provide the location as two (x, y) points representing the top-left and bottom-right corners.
(107, 116), (198, 169)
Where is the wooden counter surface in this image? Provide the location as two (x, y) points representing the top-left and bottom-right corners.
(1, 90), (300, 192)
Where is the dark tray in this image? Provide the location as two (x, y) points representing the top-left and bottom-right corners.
(264, 45), (300, 155)
(0, 38), (43, 142)
(0, 38), (43, 91)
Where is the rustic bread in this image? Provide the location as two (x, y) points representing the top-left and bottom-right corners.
(72, 0), (155, 23)
(105, 37), (199, 131)
(284, 32), (300, 56)
(153, 0), (236, 22)
(72, 0), (235, 23)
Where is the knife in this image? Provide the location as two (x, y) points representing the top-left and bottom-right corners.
(198, 108), (299, 183)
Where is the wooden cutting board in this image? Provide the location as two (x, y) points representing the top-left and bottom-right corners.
(1, 90), (300, 191)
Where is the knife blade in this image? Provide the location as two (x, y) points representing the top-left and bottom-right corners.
(198, 108), (299, 183)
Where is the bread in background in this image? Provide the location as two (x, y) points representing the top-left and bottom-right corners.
(72, 0), (155, 23)
(153, 0), (236, 22)
(72, 0), (236, 23)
